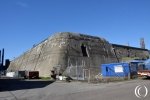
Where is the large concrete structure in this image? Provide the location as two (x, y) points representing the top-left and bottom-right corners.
(112, 44), (149, 61)
(8, 32), (149, 80)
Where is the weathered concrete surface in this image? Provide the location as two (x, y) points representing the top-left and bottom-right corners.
(0, 79), (150, 100)
(8, 32), (118, 78)
(112, 44), (149, 61)
(8, 32), (149, 79)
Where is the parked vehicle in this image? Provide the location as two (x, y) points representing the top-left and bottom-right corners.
(138, 70), (150, 78)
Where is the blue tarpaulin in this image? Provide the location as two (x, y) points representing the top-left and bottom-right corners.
(101, 63), (130, 77)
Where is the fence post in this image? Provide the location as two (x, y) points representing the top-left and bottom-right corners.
(88, 69), (90, 83)
(76, 61), (78, 80)
(128, 73), (130, 80)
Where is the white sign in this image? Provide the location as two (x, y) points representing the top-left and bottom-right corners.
(6, 72), (16, 77)
(114, 65), (123, 73)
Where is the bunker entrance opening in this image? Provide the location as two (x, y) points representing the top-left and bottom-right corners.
(81, 44), (88, 57)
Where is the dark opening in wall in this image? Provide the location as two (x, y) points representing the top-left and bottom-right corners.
(81, 44), (88, 57)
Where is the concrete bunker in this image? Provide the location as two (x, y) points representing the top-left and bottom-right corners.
(8, 32), (149, 81)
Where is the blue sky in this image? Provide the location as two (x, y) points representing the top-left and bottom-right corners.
(0, 0), (150, 60)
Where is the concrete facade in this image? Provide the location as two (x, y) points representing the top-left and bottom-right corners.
(8, 32), (149, 80)
(112, 44), (149, 61)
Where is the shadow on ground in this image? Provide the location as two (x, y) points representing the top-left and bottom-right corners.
(142, 77), (150, 80)
(0, 79), (54, 92)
